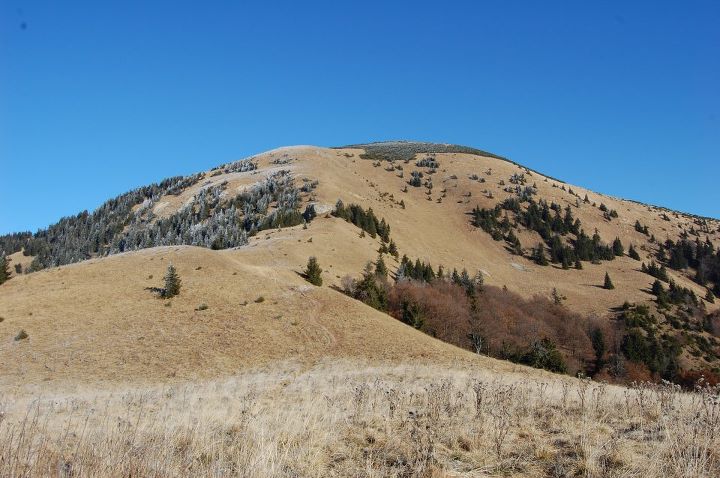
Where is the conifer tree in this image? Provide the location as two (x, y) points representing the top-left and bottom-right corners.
(533, 243), (548, 266)
(651, 279), (665, 296)
(706, 289), (715, 304)
(354, 262), (388, 311)
(0, 254), (10, 285)
(575, 259), (583, 270)
(603, 272), (615, 290)
(375, 254), (388, 279)
(388, 240), (398, 258)
(628, 244), (640, 260)
(163, 264), (182, 298)
(304, 256), (323, 286)
(507, 230), (522, 256)
(612, 238), (624, 257)
(590, 328), (605, 372)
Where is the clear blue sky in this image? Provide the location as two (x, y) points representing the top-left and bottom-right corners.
(1, 1), (718, 234)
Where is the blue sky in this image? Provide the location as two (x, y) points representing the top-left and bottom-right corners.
(1, 1), (718, 234)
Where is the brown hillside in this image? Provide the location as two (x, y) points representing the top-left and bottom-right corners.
(0, 235), (512, 391)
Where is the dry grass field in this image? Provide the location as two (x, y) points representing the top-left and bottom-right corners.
(1, 143), (719, 476)
(2, 360), (718, 477)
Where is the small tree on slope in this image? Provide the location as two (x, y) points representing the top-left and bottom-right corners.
(0, 254), (10, 285)
(603, 272), (615, 290)
(163, 264), (182, 298)
(304, 256), (323, 286)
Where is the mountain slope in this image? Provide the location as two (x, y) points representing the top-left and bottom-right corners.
(1, 142), (720, 386)
(1, 236), (505, 390)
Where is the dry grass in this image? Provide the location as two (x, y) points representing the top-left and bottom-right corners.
(1, 360), (718, 477)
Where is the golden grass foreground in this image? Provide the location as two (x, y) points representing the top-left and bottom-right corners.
(1, 360), (718, 477)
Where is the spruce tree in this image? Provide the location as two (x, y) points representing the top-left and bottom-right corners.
(375, 254), (388, 278)
(628, 244), (640, 260)
(533, 243), (548, 266)
(603, 272), (615, 290)
(612, 238), (624, 257)
(304, 256), (323, 286)
(388, 240), (398, 258)
(651, 279), (662, 295)
(0, 254), (10, 285)
(163, 264), (181, 298)
(590, 328), (606, 372)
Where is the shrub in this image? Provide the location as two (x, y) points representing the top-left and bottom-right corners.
(255, 296), (265, 303)
(15, 329), (28, 341)
(196, 303), (209, 311)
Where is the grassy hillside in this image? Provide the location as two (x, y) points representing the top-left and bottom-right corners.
(2, 143), (720, 382)
(2, 142), (720, 476)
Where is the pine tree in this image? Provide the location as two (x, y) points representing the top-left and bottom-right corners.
(575, 259), (583, 270)
(0, 254), (10, 285)
(628, 244), (640, 260)
(603, 272), (615, 290)
(507, 230), (522, 256)
(590, 328), (606, 373)
(163, 264), (181, 298)
(612, 238), (624, 257)
(388, 240), (398, 258)
(304, 256), (323, 286)
(354, 262), (388, 311)
(533, 243), (548, 266)
(375, 254), (388, 278)
(706, 289), (715, 304)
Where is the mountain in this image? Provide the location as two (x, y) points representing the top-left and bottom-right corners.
(1, 141), (719, 385)
(2, 142), (719, 476)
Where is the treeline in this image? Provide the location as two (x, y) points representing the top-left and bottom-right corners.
(659, 237), (720, 295)
(340, 252), (719, 386)
(106, 170), (311, 255)
(16, 171), (210, 269)
(0, 160), (326, 273)
(341, 256), (593, 375)
(617, 304), (681, 381)
(472, 198), (619, 266)
(332, 200), (391, 242)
